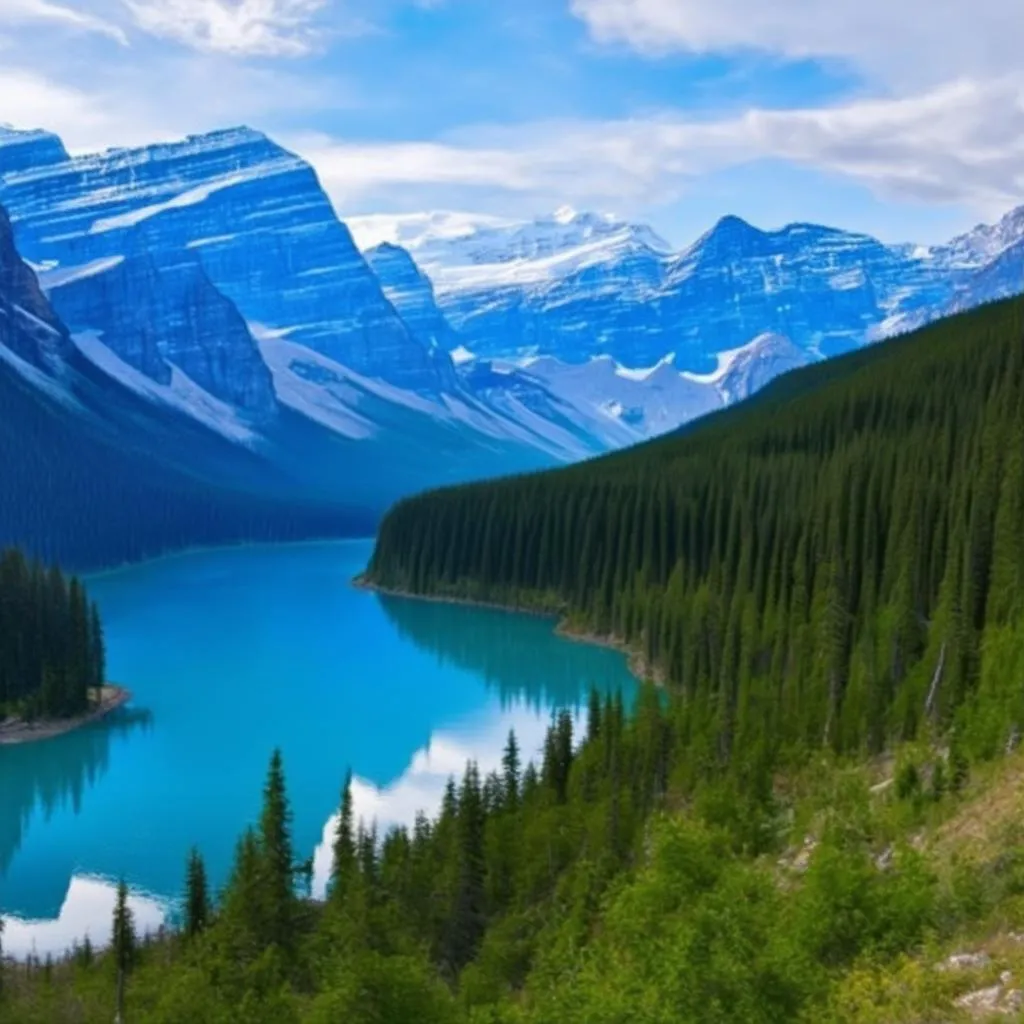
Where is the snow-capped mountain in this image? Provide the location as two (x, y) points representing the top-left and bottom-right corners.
(363, 242), (460, 390)
(0, 127), (453, 394)
(928, 206), (1024, 271)
(358, 209), (958, 370)
(476, 332), (811, 446)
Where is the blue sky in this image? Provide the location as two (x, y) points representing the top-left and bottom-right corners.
(1, 0), (1022, 245)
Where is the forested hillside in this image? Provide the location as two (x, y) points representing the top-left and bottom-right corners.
(368, 296), (1024, 763)
(0, 549), (104, 720)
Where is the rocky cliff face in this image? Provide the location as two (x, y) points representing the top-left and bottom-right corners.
(0, 127), (450, 394)
(43, 245), (277, 417)
(0, 204), (71, 371)
(364, 242), (460, 391)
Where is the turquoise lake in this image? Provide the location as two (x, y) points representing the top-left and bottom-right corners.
(0, 540), (636, 957)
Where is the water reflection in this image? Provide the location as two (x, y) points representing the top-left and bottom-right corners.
(0, 543), (634, 957)
(377, 593), (630, 712)
(311, 701), (572, 898)
(2, 875), (165, 960)
(0, 708), (153, 916)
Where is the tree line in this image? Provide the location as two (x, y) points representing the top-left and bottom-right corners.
(0, 548), (105, 720)
(368, 295), (1024, 767)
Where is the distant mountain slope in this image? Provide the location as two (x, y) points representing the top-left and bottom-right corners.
(0, 206), (369, 568)
(355, 204), (1024, 375)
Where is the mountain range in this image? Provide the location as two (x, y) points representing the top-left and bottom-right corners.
(1, 122), (1022, 565)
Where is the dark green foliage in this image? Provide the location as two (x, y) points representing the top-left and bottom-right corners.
(184, 848), (210, 940)
(0, 548), (104, 720)
(112, 878), (136, 1023)
(368, 297), (1024, 765)
(328, 770), (357, 910)
(259, 749), (298, 955)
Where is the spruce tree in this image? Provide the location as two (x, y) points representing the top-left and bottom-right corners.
(329, 769), (357, 909)
(258, 749), (296, 953)
(184, 847), (210, 939)
(112, 879), (136, 1024)
(444, 762), (486, 977)
(501, 730), (521, 810)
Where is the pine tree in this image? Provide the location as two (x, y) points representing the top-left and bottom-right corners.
(443, 761), (487, 978)
(258, 749), (296, 953)
(184, 847), (210, 939)
(112, 879), (136, 1024)
(329, 769), (357, 909)
(501, 730), (521, 810)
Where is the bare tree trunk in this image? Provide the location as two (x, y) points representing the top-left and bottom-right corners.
(924, 642), (946, 718)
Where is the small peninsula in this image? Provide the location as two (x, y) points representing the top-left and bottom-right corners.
(0, 684), (132, 746)
(0, 547), (112, 744)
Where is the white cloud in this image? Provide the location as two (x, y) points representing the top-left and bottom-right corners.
(291, 76), (1024, 218)
(0, 69), (115, 137)
(570, 0), (1024, 89)
(0, 0), (127, 43)
(121, 0), (330, 56)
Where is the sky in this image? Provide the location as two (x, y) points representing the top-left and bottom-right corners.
(0, 0), (1022, 246)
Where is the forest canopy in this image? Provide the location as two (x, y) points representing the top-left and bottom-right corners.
(0, 548), (105, 720)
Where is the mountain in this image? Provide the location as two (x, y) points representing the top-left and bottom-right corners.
(1, 127), (616, 560)
(714, 332), (810, 403)
(0, 127), (453, 395)
(361, 209), (957, 371)
(356, 205), (1021, 374)
(41, 246), (278, 416)
(0, 205), (373, 568)
(0, 205), (71, 371)
(929, 205), (1024, 270)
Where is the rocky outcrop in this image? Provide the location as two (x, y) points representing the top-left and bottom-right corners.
(0, 204), (71, 371)
(364, 242), (460, 391)
(43, 245), (277, 418)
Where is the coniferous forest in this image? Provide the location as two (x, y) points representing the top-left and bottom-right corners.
(0, 548), (105, 721)
(368, 295), (1024, 764)
(6, 298), (1024, 1022)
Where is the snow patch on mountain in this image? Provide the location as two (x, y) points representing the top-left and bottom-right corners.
(38, 256), (126, 290)
(73, 330), (260, 445)
(351, 207), (672, 295)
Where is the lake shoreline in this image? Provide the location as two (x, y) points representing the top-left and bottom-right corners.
(0, 685), (133, 746)
(353, 576), (657, 683)
(85, 535), (375, 581)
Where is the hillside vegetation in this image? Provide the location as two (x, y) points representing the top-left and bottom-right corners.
(368, 296), (1024, 765)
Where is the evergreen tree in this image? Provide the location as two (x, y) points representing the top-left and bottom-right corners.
(112, 879), (136, 1024)
(501, 730), (521, 810)
(184, 847), (210, 939)
(329, 769), (357, 910)
(258, 749), (296, 953)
